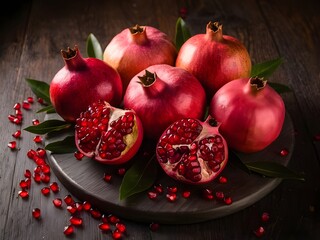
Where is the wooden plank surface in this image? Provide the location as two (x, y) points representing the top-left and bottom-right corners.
(0, 0), (319, 239)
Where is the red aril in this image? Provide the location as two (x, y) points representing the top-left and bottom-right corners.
(75, 101), (143, 164)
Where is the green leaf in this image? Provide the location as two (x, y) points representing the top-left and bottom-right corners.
(86, 33), (103, 60)
(25, 78), (51, 104)
(268, 81), (292, 94)
(45, 136), (77, 153)
(175, 17), (192, 51)
(36, 104), (56, 113)
(229, 150), (251, 175)
(24, 119), (71, 134)
(250, 58), (283, 78)
(245, 161), (305, 181)
(119, 155), (158, 200)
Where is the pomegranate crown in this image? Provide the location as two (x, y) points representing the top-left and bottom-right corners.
(250, 77), (267, 90)
(129, 24), (145, 34)
(61, 45), (79, 59)
(137, 70), (157, 86)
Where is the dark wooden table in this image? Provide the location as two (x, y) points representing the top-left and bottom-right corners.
(1, 0), (319, 239)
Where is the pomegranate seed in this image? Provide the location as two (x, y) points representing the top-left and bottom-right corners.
(41, 164), (50, 174)
(147, 191), (158, 200)
(108, 214), (120, 224)
(24, 169), (31, 178)
(19, 179), (29, 189)
(73, 202), (83, 212)
(33, 135), (42, 143)
(34, 166), (41, 174)
(8, 141), (17, 150)
(50, 182), (60, 193)
(261, 212), (270, 222)
(167, 186), (178, 193)
(82, 201), (91, 211)
(280, 148), (289, 157)
(27, 97), (34, 103)
(67, 205), (77, 214)
(15, 109), (23, 116)
(53, 198), (63, 208)
(27, 149), (37, 159)
(63, 225), (74, 236)
(25, 178), (31, 188)
(12, 130), (21, 138)
(218, 176), (228, 184)
(34, 157), (46, 166)
(116, 222), (126, 233)
(37, 98), (44, 104)
(149, 222), (160, 232)
(69, 216), (83, 226)
(64, 194), (74, 206)
(166, 193), (177, 202)
(18, 190), (29, 198)
(215, 191), (225, 200)
(99, 223), (111, 231)
(202, 188), (214, 200)
(41, 174), (50, 183)
(101, 214), (109, 223)
(182, 190), (191, 198)
(74, 151), (84, 160)
(41, 187), (50, 196)
(112, 229), (122, 239)
(37, 148), (46, 157)
(8, 114), (16, 122)
(254, 226), (265, 237)
(22, 101), (31, 110)
(90, 208), (102, 219)
(13, 102), (21, 110)
(103, 173), (112, 182)
(32, 208), (41, 219)
(153, 184), (163, 194)
(224, 196), (233, 205)
(117, 168), (126, 176)
(32, 119), (40, 125)
(33, 173), (41, 183)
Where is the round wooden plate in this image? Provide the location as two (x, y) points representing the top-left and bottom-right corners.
(46, 113), (294, 224)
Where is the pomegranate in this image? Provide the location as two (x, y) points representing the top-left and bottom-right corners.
(176, 21), (251, 98)
(123, 64), (206, 140)
(103, 24), (177, 91)
(50, 46), (122, 122)
(75, 100), (143, 165)
(209, 77), (285, 153)
(156, 116), (228, 185)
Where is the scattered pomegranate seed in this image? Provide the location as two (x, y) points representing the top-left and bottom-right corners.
(149, 222), (160, 232)
(27, 97), (34, 103)
(182, 190), (191, 198)
(53, 198), (63, 208)
(261, 212), (270, 222)
(22, 100), (31, 110)
(69, 216), (83, 226)
(13, 102), (21, 110)
(41, 164), (50, 174)
(90, 208), (102, 219)
(254, 226), (265, 237)
(101, 214), (109, 223)
(167, 186), (178, 193)
(32, 208), (41, 219)
(112, 229), (122, 239)
(12, 130), (21, 138)
(19, 179), (28, 189)
(280, 148), (289, 157)
(41, 174), (50, 183)
(64, 194), (74, 206)
(25, 178), (31, 188)
(33, 135), (42, 143)
(166, 193), (177, 202)
(63, 225), (74, 236)
(15, 109), (23, 116)
(153, 184), (164, 194)
(215, 191), (225, 200)
(218, 176), (228, 184)
(18, 190), (29, 198)
(8, 141), (17, 150)
(34, 166), (41, 174)
(36, 148), (46, 157)
(117, 168), (126, 176)
(41, 187), (50, 196)
(33, 173), (41, 183)
(73, 202), (83, 212)
(32, 119), (40, 125)
(74, 151), (84, 160)
(27, 149), (37, 159)
(202, 188), (214, 200)
(50, 182), (60, 193)
(34, 157), (46, 166)
(224, 197), (233, 205)
(24, 169), (32, 178)
(99, 222), (111, 231)
(82, 201), (91, 211)
(37, 98), (44, 104)
(103, 173), (112, 182)
(116, 222), (126, 233)
(108, 214), (120, 224)
(147, 191), (158, 200)
(67, 205), (77, 214)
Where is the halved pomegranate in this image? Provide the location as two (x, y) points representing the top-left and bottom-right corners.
(156, 116), (228, 185)
(75, 101), (143, 165)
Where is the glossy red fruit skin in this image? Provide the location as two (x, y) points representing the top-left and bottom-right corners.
(209, 77), (285, 153)
(103, 25), (177, 92)
(176, 21), (251, 98)
(124, 64), (206, 140)
(50, 46), (123, 122)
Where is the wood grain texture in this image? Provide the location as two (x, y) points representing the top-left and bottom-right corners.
(0, 0), (319, 239)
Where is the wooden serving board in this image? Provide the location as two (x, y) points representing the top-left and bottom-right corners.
(46, 113), (294, 224)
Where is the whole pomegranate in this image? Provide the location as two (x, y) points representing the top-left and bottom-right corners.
(176, 21), (251, 98)
(75, 100), (143, 165)
(209, 77), (285, 153)
(123, 64), (206, 140)
(103, 24), (177, 91)
(50, 46), (123, 122)
(156, 116), (228, 185)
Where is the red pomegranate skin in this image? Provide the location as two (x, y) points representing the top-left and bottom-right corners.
(50, 46), (123, 122)
(176, 21), (251, 98)
(124, 64), (206, 140)
(209, 77), (285, 153)
(103, 25), (177, 91)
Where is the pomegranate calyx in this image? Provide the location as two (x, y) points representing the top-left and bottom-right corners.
(138, 70), (157, 87)
(61, 45), (86, 71)
(129, 25), (148, 45)
(129, 24), (145, 34)
(204, 115), (220, 128)
(206, 21), (223, 41)
(250, 77), (267, 91)
(61, 46), (77, 59)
